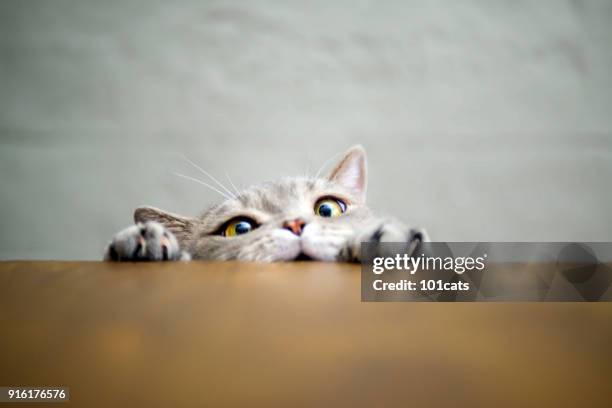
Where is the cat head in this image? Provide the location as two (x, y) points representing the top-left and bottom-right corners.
(135, 145), (372, 261)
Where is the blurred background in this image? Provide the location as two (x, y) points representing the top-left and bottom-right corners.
(1, 0), (611, 260)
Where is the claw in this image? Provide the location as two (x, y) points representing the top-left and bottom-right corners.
(160, 236), (170, 248)
(132, 237), (147, 258)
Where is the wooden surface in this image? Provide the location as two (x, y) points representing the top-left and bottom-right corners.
(0, 261), (611, 407)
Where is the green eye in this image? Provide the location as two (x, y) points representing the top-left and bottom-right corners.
(222, 218), (256, 237)
(315, 197), (347, 217)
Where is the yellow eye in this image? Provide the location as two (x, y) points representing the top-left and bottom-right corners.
(315, 197), (347, 217)
(222, 218), (256, 237)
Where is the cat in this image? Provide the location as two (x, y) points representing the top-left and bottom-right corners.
(104, 146), (428, 262)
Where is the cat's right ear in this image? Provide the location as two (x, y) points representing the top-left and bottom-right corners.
(327, 145), (367, 203)
(134, 206), (196, 243)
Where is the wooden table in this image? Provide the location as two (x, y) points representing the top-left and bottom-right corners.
(1, 261), (611, 407)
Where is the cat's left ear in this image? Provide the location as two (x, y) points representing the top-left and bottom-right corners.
(134, 206), (196, 243)
(328, 145), (367, 203)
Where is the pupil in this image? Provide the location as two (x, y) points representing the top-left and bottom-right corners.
(319, 204), (333, 217)
(235, 222), (251, 234)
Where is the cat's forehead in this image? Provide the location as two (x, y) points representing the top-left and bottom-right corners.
(202, 177), (353, 219)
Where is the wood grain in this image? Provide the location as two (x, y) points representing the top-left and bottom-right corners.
(1, 261), (611, 407)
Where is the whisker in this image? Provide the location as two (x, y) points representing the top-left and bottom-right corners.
(173, 172), (232, 200)
(305, 153), (312, 178)
(181, 155), (236, 199)
(224, 172), (241, 197)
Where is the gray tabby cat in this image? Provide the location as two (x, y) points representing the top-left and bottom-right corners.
(105, 146), (427, 262)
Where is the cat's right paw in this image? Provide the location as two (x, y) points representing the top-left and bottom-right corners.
(343, 219), (429, 262)
(104, 221), (189, 261)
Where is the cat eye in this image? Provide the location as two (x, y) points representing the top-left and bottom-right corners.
(314, 197), (346, 218)
(221, 218), (257, 237)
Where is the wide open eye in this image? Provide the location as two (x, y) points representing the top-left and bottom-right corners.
(222, 218), (257, 237)
(314, 197), (347, 218)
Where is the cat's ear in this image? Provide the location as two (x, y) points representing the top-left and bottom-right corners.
(134, 206), (196, 243)
(327, 145), (367, 203)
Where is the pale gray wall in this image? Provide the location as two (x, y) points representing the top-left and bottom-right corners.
(1, 0), (611, 260)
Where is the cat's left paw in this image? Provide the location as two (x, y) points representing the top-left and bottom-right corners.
(342, 219), (428, 262)
(104, 221), (189, 261)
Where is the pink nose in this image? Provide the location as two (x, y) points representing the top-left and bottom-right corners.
(283, 218), (306, 236)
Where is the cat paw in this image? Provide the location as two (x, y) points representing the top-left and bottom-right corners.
(104, 221), (190, 261)
(343, 219), (428, 262)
